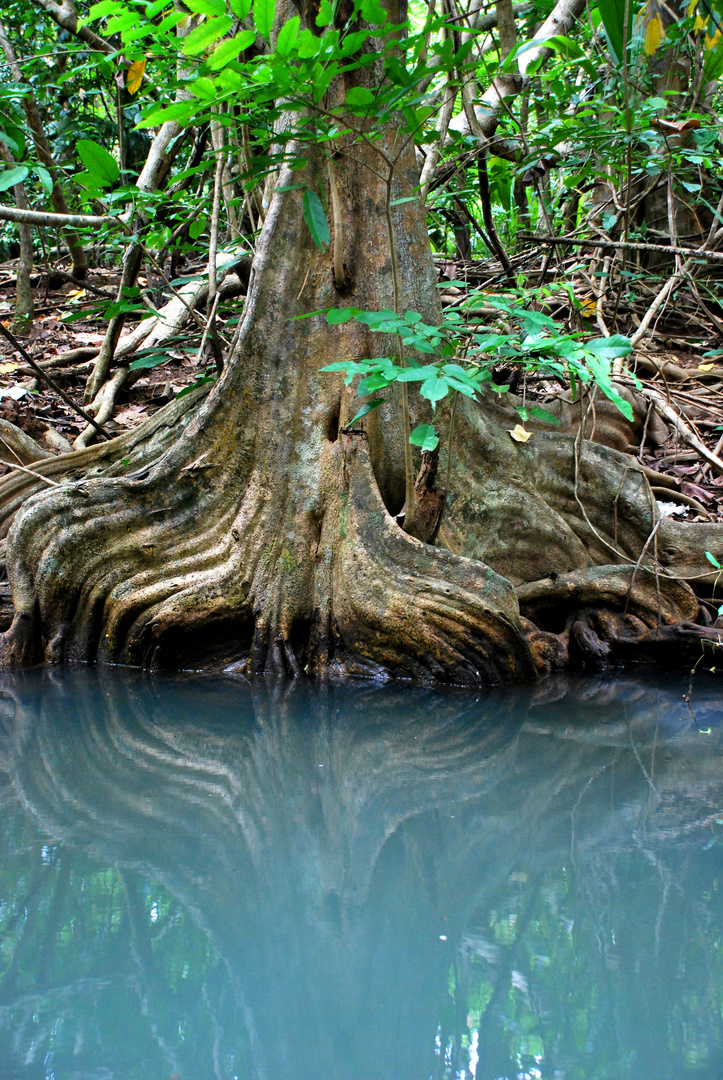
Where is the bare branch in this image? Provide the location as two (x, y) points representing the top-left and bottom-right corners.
(0, 205), (112, 229)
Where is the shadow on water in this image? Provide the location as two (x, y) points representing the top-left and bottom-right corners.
(0, 670), (722, 1080)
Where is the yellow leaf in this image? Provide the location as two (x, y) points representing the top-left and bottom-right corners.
(508, 424), (532, 443)
(126, 58), (147, 96)
(706, 28), (722, 49)
(698, 362), (716, 371)
(0, 361), (17, 373)
(694, 14), (707, 30)
(687, 0), (696, 14)
(578, 297), (597, 316)
(66, 289), (86, 300)
(644, 14), (664, 55)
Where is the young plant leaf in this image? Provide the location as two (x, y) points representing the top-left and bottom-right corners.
(35, 166), (53, 194)
(346, 86), (375, 108)
(526, 404), (562, 424)
(705, 551), (722, 569)
(76, 140), (120, 187)
(129, 353), (169, 371)
(302, 189), (329, 250)
(181, 15), (233, 55)
(349, 398), (385, 424)
(409, 423), (439, 451)
(253, 0), (276, 40)
(176, 375), (216, 398)
(207, 30), (256, 68)
(420, 376), (448, 403)
(0, 166), (28, 192)
(276, 14), (300, 55)
(326, 308), (356, 324)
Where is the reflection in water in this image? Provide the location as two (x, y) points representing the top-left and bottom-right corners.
(0, 671), (722, 1080)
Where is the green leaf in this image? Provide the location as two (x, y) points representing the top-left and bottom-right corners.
(543, 34), (598, 78)
(597, 0), (631, 66)
(585, 334), (632, 359)
(0, 166), (28, 192)
(354, 309), (399, 330)
(76, 139), (120, 187)
(705, 551), (722, 570)
(129, 352), (169, 371)
(346, 86), (375, 108)
(526, 404), (561, 425)
(276, 14), (299, 55)
(357, 373), (393, 395)
(598, 383), (634, 421)
(136, 100), (197, 128)
(207, 29), (256, 68)
(229, 0), (252, 15)
(360, 0), (387, 24)
(253, 0), (276, 40)
(302, 189), (329, 250)
(35, 166), (53, 194)
(420, 376), (448, 403)
(396, 366), (434, 381)
(326, 308), (356, 324)
(349, 398), (385, 424)
(316, 0), (333, 25)
(409, 423), (439, 451)
(89, 0), (124, 16)
(176, 375), (215, 398)
(181, 15), (233, 55)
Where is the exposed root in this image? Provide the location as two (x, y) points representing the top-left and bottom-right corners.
(327, 440), (534, 684)
(0, 418), (53, 465)
(0, 382), (211, 548)
(74, 366), (134, 451)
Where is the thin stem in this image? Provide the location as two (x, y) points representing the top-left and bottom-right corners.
(326, 154), (347, 288)
(384, 169), (415, 532)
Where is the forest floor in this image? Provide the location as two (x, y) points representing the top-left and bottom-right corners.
(1, 253), (723, 526)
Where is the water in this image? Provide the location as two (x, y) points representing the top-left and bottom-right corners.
(0, 670), (722, 1080)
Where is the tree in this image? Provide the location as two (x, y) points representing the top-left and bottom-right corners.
(0, 0), (721, 680)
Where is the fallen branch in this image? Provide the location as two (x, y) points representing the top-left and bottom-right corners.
(641, 385), (723, 477)
(521, 232), (723, 263)
(0, 205), (113, 229)
(630, 272), (681, 348)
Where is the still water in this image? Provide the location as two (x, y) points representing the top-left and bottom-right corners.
(0, 670), (722, 1080)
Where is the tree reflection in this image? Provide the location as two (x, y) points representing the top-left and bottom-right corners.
(0, 671), (722, 1079)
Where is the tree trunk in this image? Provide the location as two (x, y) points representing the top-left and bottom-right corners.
(0, 143), (34, 332)
(0, 26), (720, 681)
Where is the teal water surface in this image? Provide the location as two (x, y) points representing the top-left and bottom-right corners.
(0, 670), (722, 1080)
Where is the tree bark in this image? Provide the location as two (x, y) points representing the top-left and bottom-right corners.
(0, 144), (34, 331)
